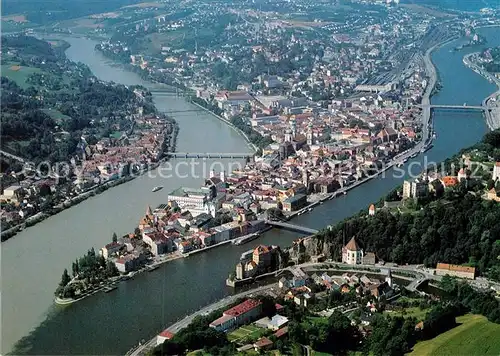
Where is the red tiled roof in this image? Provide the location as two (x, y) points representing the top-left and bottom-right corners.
(158, 329), (174, 339)
(254, 337), (273, 348)
(274, 326), (289, 338)
(224, 299), (262, 317)
(436, 263), (475, 274)
(345, 237), (360, 251)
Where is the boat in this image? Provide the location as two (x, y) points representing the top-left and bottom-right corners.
(152, 186), (163, 192)
(308, 207), (313, 212)
(410, 152), (418, 159)
(103, 285), (118, 293)
(403, 158), (409, 163)
(147, 264), (160, 272)
(396, 162), (404, 167)
(424, 144), (434, 153)
(329, 195), (335, 200)
(233, 232), (260, 245)
(343, 191), (347, 195)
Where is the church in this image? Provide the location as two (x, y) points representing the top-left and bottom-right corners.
(341, 237), (363, 265)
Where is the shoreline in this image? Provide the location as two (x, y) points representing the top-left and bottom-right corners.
(189, 101), (258, 154)
(462, 52), (500, 130)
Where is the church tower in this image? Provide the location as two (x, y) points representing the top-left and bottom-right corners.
(307, 120), (313, 146)
(290, 118), (297, 139)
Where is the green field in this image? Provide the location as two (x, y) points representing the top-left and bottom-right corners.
(41, 109), (71, 124)
(410, 314), (500, 356)
(1, 63), (42, 88)
(227, 325), (268, 343)
(385, 307), (429, 322)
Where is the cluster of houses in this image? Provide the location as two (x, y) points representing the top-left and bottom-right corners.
(0, 115), (173, 231)
(402, 154), (500, 201)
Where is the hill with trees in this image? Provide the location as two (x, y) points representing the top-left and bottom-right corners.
(289, 129), (500, 281)
(1, 35), (155, 165)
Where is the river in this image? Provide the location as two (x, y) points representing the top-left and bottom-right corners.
(2, 27), (499, 355)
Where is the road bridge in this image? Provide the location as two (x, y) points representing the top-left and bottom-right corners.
(417, 104), (487, 111)
(405, 278), (429, 292)
(165, 152), (253, 159)
(265, 220), (319, 234)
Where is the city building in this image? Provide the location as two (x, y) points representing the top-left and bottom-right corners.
(209, 299), (263, 332)
(435, 263), (476, 280)
(156, 329), (174, 346)
(282, 194), (307, 212)
(342, 237), (363, 265)
(167, 187), (209, 216)
(143, 232), (173, 255)
(101, 242), (123, 259)
(403, 179), (429, 199)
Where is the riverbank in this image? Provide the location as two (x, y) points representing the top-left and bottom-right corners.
(189, 101), (258, 153)
(462, 52), (500, 130)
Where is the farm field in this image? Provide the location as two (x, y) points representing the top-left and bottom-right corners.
(1, 63), (42, 88)
(409, 314), (500, 356)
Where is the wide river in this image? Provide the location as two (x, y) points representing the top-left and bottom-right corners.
(2, 27), (499, 355)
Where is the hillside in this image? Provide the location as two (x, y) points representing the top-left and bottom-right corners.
(289, 130), (500, 281)
(410, 314), (500, 356)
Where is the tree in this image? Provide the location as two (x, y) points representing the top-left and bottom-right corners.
(60, 268), (71, 287)
(112, 232), (118, 243)
(72, 260), (79, 277)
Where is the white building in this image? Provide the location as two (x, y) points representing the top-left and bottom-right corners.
(493, 162), (500, 181)
(342, 237), (363, 265)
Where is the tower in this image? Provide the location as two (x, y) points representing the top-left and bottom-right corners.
(302, 169), (309, 190)
(209, 169), (215, 179)
(220, 170), (226, 182)
(290, 118), (297, 139)
(307, 120), (313, 146)
(385, 269), (393, 287)
(284, 129), (292, 143)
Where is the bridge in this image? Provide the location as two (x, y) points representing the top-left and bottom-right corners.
(418, 104), (487, 111)
(406, 278), (429, 292)
(162, 109), (205, 115)
(165, 152), (253, 159)
(265, 220), (319, 234)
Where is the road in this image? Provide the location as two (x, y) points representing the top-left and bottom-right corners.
(127, 283), (278, 356)
(0, 149), (26, 163)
